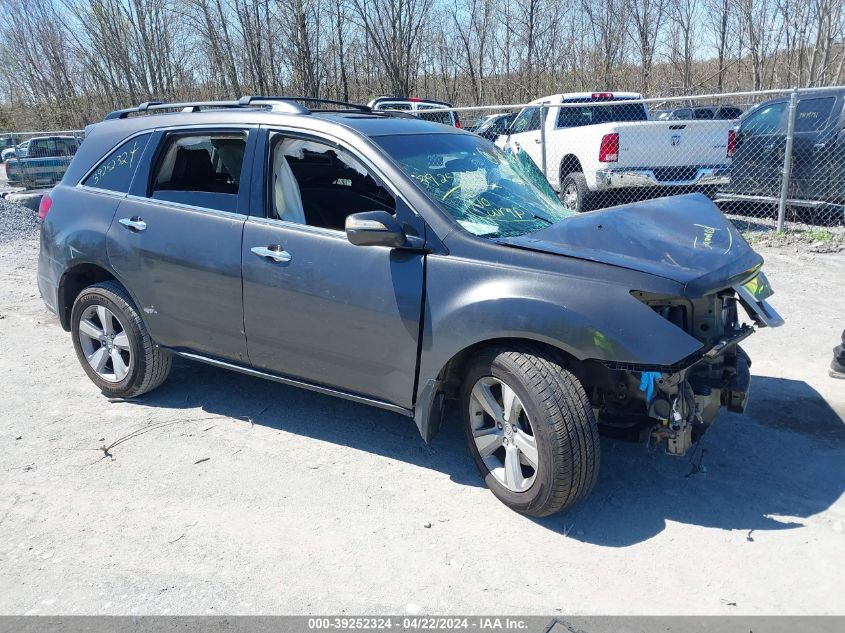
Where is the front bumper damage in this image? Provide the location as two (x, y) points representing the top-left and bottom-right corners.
(592, 272), (782, 456)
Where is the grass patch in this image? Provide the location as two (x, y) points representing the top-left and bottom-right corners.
(803, 229), (835, 242)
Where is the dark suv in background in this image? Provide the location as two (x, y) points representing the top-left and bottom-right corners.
(724, 89), (845, 209)
(38, 97), (781, 516)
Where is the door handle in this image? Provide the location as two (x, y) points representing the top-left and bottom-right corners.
(534, 138), (542, 144)
(251, 245), (291, 263)
(118, 217), (147, 232)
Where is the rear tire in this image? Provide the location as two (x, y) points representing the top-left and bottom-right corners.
(461, 345), (600, 517)
(70, 281), (171, 398)
(560, 172), (594, 212)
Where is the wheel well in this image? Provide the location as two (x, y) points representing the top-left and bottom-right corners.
(559, 154), (582, 180)
(57, 263), (117, 330)
(436, 338), (581, 401)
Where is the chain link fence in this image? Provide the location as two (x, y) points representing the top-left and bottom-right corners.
(427, 87), (845, 242)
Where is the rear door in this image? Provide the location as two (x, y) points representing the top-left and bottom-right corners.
(107, 126), (255, 363)
(240, 128), (424, 408)
(789, 95), (838, 201)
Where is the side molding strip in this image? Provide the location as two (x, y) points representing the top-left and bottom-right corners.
(170, 350), (414, 418)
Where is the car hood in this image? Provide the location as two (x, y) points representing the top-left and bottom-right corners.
(502, 193), (763, 295)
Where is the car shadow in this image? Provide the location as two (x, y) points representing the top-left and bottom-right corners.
(125, 362), (845, 547)
(533, 375), (845, 545)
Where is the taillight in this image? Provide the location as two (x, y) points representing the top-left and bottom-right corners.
(38, 191), (52, 221)
(592, 92), (614, 99)
(454, 116), (462, 129)
(599, 133), (619, 163)
(727, 129), (736, 158)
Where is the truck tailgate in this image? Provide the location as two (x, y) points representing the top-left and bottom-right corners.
(614, 120), (734, 168)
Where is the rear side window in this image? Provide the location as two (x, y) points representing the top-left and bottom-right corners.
(150, 133), (246, 212)
(795, 97), (835, 133)
(83, 133), (151, 193)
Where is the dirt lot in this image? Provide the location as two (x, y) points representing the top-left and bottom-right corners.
(1, 205), (843, 616)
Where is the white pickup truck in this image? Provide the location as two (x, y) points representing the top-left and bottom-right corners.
(496, 92), (735, 212)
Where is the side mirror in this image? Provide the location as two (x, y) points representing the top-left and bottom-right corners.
(346, 210), (406, 248)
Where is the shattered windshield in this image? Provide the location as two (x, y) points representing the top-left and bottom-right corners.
(375, 133), (574, 238)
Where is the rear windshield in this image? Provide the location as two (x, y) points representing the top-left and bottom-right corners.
(375, 133), (572, 239)
(417, 107), (454, 126)
(556, 98), (648, 128)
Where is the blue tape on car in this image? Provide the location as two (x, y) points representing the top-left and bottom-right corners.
(639, 371), (661, 402)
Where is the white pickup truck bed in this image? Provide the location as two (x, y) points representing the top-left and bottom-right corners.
(496, 93), (735, 210)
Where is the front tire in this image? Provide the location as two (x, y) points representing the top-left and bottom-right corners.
(461, 345), (600, 517)
(71, 281), (171, 398)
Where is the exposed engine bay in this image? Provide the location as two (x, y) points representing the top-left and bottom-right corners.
(582, 271), (782, 456)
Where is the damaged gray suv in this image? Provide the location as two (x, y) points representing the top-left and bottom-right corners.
(37, 97), (782, 516)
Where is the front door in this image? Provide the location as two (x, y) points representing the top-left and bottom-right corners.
(108, 127), (255, 363)
(732, 100), (788, 197)
(241, 130), (424, 408)
(504, 105), (545, 172)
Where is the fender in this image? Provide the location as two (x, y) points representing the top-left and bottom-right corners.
(412, 252), (705, 441)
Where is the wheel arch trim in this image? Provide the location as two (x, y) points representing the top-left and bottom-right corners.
(57, 260), (145, 331)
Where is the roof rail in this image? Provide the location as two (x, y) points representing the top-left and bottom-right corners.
(103, 98), (310, 121)
(239, 96), (372, 112)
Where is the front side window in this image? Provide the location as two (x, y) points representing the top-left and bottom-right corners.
(741, 102), (787, 137)
(376, 133), (573, 239)
(150, 132), (246, 212)
(269, 135), (394, 231)
(83, 133), (151, 193)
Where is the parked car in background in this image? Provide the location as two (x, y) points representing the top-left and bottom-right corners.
(6, 135), (79, 187)
(497, 92), (735, 212)
(38, 96), (780, 517)
(720, 89), (845, 209)
(367, 96), (462, 128)
(470, 112), (515, 141)
(655, 105), (743, 121)
(2, 140), (29, 161)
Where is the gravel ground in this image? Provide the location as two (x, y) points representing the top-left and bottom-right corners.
(0, 198), (39, 244)
(0, 202), (843, 615)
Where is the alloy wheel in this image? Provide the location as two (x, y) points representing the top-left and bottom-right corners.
(562, 182), (579, 210)
(77, 304), (132, 382)
(468, 376), (539, 492)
